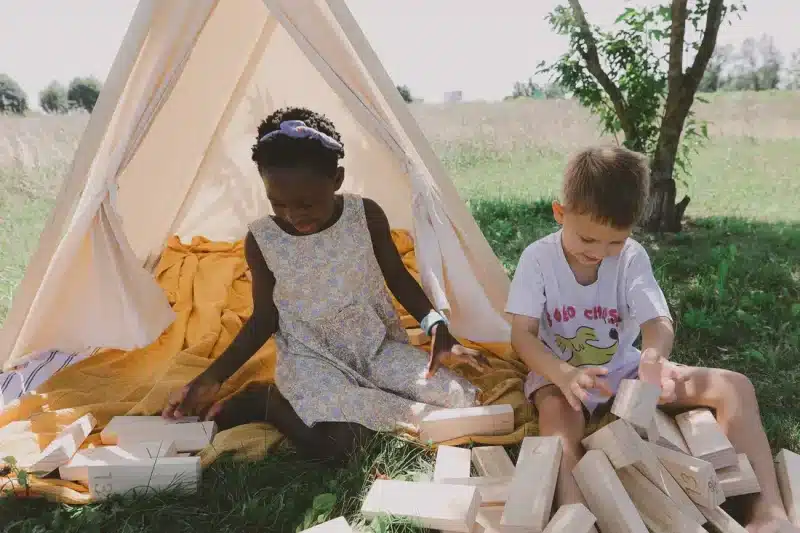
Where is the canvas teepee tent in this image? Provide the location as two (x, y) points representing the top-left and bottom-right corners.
(0, 0), (512, 371)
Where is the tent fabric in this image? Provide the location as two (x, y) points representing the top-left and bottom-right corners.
(0, 0), (511, 371)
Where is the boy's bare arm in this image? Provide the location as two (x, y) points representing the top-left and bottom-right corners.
(510, 314), (573, 385)
(640, 316), (675, 361)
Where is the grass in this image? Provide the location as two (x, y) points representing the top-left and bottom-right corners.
(1, 91), (799, 531)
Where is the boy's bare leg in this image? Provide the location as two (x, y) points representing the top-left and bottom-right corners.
(668, 365), (799, 533)
(534, 385), (590, 509)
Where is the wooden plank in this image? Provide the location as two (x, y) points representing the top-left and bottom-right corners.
(437, 476), (512, 506)
(360, 479), (480, 533)
(433, 445), (472, 482)
(776, 448), (800, 527)
(419, 405), (514, 444)
(542, 503), (597, 533)
(652, 409), (691, 454)
(500, 436), (562, 533)
(471, 446), (515, 478)
(59, 440), (178, 483)
(697, 505), (748, 533)
(87, 456), (201, 500)
(618, 466), (706, 533)
(300, 517), (353, 533)
(573, 449), (648, 533)
(22, 413), (96, 475)
(407, 328), (430, 346)
(0, 421), (41, 467)
(674, 409), (737, 469)
(648, 442), (725, 508)
(611, 379), (661, 436)
(636, 461), (706, 525)
(100, 416), (216, 453)
(582, 419), (661, 477)
(717, 453), (760, 498)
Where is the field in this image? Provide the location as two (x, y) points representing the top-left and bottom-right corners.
(1, 91), (799, 531)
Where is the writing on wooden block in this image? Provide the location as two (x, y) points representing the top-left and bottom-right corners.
(675, 408), (737, 469)
(437, 476), (512, 506)
(648, 442), (725, 508)
(87, 456), (201, 500)
(652, 409), (690, 454)
(419, 404), (514, 443)
(611, 379), (661, 435)
(697, 504), (748, 533)
(542, 503), (597, 533)
(59, 440), (178, 483)
(775, 449), (800, 526)
(717, 453), (761, 498)
(407, 328), (430, 346)
(100, 416), (216, 453)
(501, 436), (562, 533)
(636, 460), (707, 525)
(361, 479), (480, 533)
(471, 446), (515, 478)
(300, 516), (353, 532)
(434, 445), (472, 482)
(23, 413), (97, 475)
(573, 449), (648, 533)
(618, 466), (706, 533)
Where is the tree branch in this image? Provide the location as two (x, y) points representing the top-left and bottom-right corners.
(667, 0), (688, 91)
(684, 0), (726, 92)
(567, 0), (635, 139)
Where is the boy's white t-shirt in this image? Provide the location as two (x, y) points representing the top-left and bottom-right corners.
(506, 230), (671, 401)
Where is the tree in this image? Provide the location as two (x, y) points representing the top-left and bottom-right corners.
(698, 43), (733, 92)
(39, 81), (69, 114)
(396, 84), (413, 103)
(728, 34), (782, 91)
(539, 0), (745, 232)
(67, 76), (103, 112)
(787, 49), (800, 90)
(0, 73), (28, 115)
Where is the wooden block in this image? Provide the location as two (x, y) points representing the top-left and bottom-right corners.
(100, 416), (216, 453)
(407, 328), (430, 346)
(611, 379), (661, 435)
(717, 453), (760, 498)
(775, 448), (800, 526)
(697, 505), (748, 533)
(419, 404), (514, 443)
(400, 315), (418, 328)
(652, 409), (691, 454)
(471, 446), (516, 478)
(475, 507), (503, 533)
(434, 445), (472, 482)
(22, 413), (96, 475)
(637, 460), (706, 525)
(582, 419), (661, 479)
(542, 503), (597, 533)
(87, 456), (201, 500)
(501, 436), (562, 533)
(573, 449), (648, 533)
(0, 421), (41, 467)
(437, 476), (512, 506)
(360, 479), (480, 533)
(675, 409), (737, 469)
(648, 442), (725, 508)
(617, 466), (706, 533)
(300, 516), (353, 532)
(59, 440), (178, 483)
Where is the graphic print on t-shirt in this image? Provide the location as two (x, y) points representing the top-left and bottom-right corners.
(541, 303), (622, 368)
(554, 326), (619, 367)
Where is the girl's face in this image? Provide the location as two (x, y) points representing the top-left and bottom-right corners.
(262, 166), (345, 235)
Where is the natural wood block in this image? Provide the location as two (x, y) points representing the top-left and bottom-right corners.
(419, 404), (514, 443)
(636, 460), (706, 525)
(611, 379), (661, 435)
(407, 328), (430, 346)
(300, 516), (353, 532)
(652, 409), (691, 454)
(436, 476), (512, 506)
(618, 466), (706, 533)
(542, 503), (597, 533)
(582, 419), (661, 478)
(0, 421), (41, 467)
(434, 445), (472, 482)
(360, 479), (480, 533)
(573, 449), (648, 533)
(474, 507), (503, 533)
(471, 446), (515, 478)
(22, 413), (96, 475)
(717, 453), (760, 498)
(775, 448), (800, 526)
(100, 416), (216, 453)
(501, 436), (562, 532)
(675, 409), (737, 469)
(59, 440), (178, 483)
(648, 442), (725, 508)
(87, 456), (201, 500)
(697, 505), (748, 533)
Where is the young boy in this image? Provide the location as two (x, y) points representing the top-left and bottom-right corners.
(506, 145), (797, 533)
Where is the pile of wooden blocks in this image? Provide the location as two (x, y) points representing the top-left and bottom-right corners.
(12, 414), (216, 501)
(303, 379), (800, 533)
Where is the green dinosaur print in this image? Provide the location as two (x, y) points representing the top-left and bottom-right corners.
(554, 326), (618, 367)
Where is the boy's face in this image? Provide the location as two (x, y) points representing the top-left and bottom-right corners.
(552, 201), (632, 268)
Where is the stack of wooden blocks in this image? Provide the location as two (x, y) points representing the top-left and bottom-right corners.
(14, 414), (216, 501)
(304, 379), (800, 533)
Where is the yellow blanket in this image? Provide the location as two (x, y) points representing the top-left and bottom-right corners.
(0, 231), (613, 503)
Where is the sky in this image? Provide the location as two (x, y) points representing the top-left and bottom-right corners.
(0, 0), (796, 106)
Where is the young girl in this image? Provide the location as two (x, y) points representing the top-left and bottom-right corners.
(162, 107), (490, 463)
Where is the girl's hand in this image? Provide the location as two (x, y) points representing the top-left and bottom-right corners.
(162, 373), (222, 420)
(553, 366), (614, 412)
(425, 324), (492, 378)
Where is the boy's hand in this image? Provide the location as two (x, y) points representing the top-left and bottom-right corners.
(426, 324), (492, 378)
(162, 373), (222, 420)
(554, 366), (614, 412)
(638, 348), (680, 404)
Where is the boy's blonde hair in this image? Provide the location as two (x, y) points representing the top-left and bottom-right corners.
(562, 145), (651, 228)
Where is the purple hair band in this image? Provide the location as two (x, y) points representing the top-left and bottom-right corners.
(259, 120), (343, 151)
